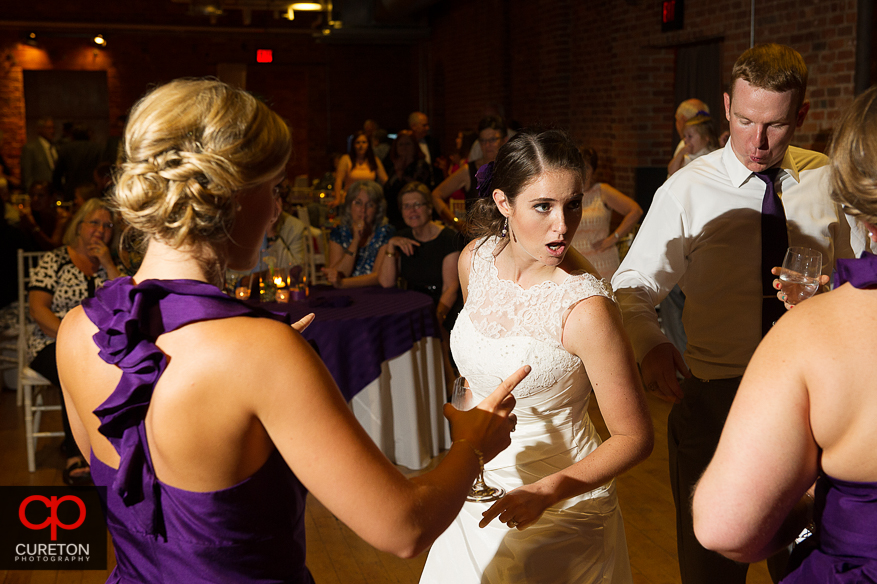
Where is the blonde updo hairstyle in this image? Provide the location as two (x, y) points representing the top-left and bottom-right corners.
(829, 85), (877, 226)
(113, 78), (291, 261)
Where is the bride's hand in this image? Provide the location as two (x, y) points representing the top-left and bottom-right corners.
(478, 483), (556, 530)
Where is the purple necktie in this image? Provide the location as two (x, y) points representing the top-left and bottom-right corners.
(755, 169), (787, 336)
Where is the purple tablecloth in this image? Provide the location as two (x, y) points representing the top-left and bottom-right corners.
(261, 286), (438, 401)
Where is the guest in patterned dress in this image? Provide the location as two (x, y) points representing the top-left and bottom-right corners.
(324, 180), (395, 288)
(28, 197), (120, 485)
(570, 148), (642, 279)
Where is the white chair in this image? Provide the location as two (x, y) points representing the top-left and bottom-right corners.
(17, 249), (63, 472)
(296, 206), (329, 285)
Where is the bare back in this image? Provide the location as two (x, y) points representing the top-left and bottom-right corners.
(58, 305), (304, 491)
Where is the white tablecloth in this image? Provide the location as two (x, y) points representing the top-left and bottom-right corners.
(350, 336), (451, 470)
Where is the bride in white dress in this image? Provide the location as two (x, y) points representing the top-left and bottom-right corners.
(420, 130), (654, 583)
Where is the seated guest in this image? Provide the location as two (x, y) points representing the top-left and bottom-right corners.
(56, 78), (525, 583)
(570, 147), (643, 279)
(16, 181), (70, 250)
(384, 129), (435, 229)
(432, 115), (508, 230)
(378, 181), (464, 392)
(693, 85), (877, 582)
(667, 113), (720, 176)
(233, 183), (307, 290)
(324, 180), (395, 288)
(332, 130), (388, 207)
(28, 197), (120, 485)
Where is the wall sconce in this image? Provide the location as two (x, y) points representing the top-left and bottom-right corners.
(93, 34), (106, 47)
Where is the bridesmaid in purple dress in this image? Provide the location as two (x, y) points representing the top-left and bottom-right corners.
(56, 78), (526, 584)
(693, 86), (877, 582)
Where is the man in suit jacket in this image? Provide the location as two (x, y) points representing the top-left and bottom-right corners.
(21, 118), (57, 191)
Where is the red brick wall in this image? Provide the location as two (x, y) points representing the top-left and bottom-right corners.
(0, 0), (860, 198)
(0, 26), (417, 185)
(426, 0), (859, 196)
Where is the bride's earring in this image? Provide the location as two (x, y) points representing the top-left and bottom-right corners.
(500, 217), (508, 238)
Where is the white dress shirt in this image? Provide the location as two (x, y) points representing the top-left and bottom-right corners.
(612, 144), (872, 380)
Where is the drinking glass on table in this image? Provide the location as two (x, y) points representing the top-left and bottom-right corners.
(452, 376), (506, 503)
(779, 247), (823, 305)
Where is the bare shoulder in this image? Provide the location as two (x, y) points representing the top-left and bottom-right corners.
(57, 305), (98, 357)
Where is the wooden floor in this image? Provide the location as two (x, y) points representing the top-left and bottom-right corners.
(0, 386), (774, 583)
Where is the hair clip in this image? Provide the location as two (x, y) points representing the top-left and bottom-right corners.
(475, 161), (496, 199)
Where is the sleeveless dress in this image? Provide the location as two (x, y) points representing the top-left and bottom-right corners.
(419, 237), (632, 584)
(781, 475), (877, 583)
(780, 252), (877, 582)
(570, 183), (620, 279)
(81, 277), (314, 584)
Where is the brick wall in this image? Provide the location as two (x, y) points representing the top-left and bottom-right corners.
(426, 0), (860, 197)
(0, 0), (861, 197)
(0, 24), (418, 185)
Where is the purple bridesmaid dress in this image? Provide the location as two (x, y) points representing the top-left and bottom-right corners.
(83, 278), (314, 584)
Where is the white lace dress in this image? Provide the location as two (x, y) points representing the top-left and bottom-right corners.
(570, 183), (621, 279)
(419, 237), (632, 584)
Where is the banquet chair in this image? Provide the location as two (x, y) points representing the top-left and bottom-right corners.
(296, 206), (329, 285)
(17, 249), (63, 472)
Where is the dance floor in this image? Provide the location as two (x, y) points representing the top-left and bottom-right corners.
(0, 385), (774, 583)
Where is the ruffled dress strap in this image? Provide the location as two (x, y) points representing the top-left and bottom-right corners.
(81, 277), (292, 537)
(834, 251), (877, 289)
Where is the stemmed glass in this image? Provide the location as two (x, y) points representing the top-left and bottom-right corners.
(452, 377), (505, 503)
(779, 247), (823, 305)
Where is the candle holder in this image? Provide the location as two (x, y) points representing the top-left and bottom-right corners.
(276, 288), (290, 303)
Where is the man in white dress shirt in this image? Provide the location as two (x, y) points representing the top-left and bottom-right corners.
(612, 43), (873, 584)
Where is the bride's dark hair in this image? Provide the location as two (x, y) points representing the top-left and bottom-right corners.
(467, 129), (585, 240)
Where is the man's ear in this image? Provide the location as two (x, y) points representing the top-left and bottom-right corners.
(723, 92), (732, 122)
(796, 100), (810, 128)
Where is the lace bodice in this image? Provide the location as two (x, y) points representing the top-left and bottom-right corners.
(452, 237), (615, 471)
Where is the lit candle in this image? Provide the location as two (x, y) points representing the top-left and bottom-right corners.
(235, 287), (251, 300)
(275, 288), (290, 303)
(274, 275), (285, 288)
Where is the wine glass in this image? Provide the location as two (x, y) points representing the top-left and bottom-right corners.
(779, 247), (823, 305)
(452, 376), (506, 503)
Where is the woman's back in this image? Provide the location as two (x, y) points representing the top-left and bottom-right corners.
(59, 278), (315, 583)
(791, 282), (877, 482)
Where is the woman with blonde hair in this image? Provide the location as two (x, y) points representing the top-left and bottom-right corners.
(693, 85), (877, 582)
(668, 113), (720, 176)
(29, 196), (120, 485)
(57, 78), (525, 583)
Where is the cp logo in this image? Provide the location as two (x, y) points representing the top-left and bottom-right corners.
(19, 495), (86, 541)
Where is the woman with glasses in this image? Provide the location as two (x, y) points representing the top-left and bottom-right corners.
(27, 197), (120, 485)
(432, 115), (508, 230)
(323, 180), (395, 288)
(379, 181), (465, 393)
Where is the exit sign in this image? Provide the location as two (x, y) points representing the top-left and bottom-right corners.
(256, 49), (273, 63)
(662, 0), (683, 32)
